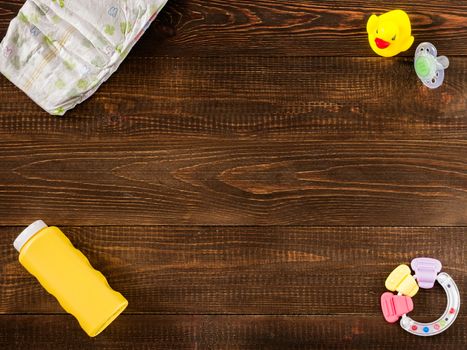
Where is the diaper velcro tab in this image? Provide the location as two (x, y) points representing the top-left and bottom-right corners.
(411, 258), (442, 289)
(385, 264), (419, 297)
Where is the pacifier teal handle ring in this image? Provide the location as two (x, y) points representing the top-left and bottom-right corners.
(400, 273), (460, 336)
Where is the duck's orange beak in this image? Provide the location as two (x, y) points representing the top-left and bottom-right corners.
(375, 38), (390, 49)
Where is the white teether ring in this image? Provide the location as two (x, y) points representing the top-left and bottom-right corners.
(400, 273), (460, 336)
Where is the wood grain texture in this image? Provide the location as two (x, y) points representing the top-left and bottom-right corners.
(1, 1), (466, 57)
(0, 1), (466, 348)
(0, 315), (465, 350)
(1, 226), (465, 314)
(1, 139), (466, 226)
(0, 57), (465, 140)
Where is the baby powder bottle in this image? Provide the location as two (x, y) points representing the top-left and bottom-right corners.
(13, 220), (128, 337)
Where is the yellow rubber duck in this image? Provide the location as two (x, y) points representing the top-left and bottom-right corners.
(367, 10), (414, 57)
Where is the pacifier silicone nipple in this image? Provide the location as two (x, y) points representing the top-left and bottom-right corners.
(414, 42), (449, 89)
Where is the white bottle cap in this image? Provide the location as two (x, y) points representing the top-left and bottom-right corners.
(13, 220), (48, 252)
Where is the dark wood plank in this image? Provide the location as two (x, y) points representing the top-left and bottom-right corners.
(1, 226), (464, 314)
(1, 139), (466, 226)
(1, 1), (466, 57)
(1, 57), (465, 140)
(1, 1), (465, 348)
(0, 315), (465, 349)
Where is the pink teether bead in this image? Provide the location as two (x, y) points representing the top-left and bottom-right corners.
(381, 292), (414, 323)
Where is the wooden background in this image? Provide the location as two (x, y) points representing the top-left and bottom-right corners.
(0, 0), (466, 348)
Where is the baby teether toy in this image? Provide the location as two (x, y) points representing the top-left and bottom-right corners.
(381, 258), (460, 336)
(367, 10), (414, 57)
(414, 42), (450, 89)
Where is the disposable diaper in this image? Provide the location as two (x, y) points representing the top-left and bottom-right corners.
(0, 0), (168, 115)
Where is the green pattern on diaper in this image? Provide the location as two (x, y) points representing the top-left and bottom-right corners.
(18, 12), (29, 24)
(77, 79), (89, 90)
(53, 107), (65, 115)
(120, 22), (133, 35)
(55, 79), (66, 89)
(43, 35), (54, 46)
(52, 0), (65, 8)
(63, 60), (75, 70)
(104, 25), (115, 36)
(115, 44), (129, 58)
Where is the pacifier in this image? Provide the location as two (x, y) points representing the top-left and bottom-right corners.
(380, 258), (460, 336)
(414, 43), (449, 89)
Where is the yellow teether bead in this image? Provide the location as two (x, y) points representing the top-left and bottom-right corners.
(385, 264), (419, 297)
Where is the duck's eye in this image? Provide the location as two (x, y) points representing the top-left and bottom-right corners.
(392, 35), (396, 41)
(376, 29), (378, 34)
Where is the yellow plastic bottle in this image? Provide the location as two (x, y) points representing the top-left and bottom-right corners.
(14, 220), (128, 337)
